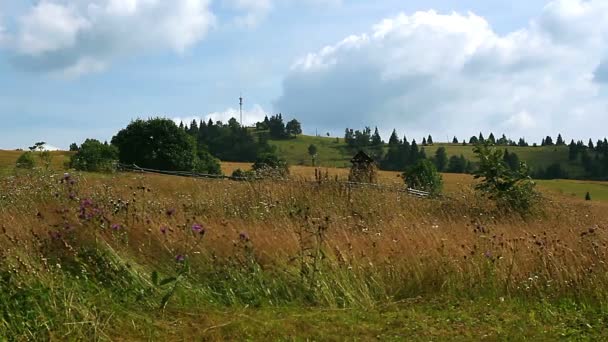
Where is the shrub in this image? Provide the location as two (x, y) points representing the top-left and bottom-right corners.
(70, 139), (118, 172)
(194, 149), (222, 175)
(15, 152), (35, 169)
(473, 143), (539, 215)
(252, 153), (289, 179)
(403, 159), (443, 196)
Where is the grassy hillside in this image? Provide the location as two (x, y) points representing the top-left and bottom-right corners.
(269, 135), (586, 176)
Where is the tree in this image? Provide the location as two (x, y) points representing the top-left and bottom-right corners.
(308, 144), (318, 166)
(469, 136), (479, 144)
(69, 139), (118, 172)
(388, 130), (400, 145)
(586, 192), (592, 201)
(588, 139), (595, 150)
(111, 118), (210, 172)
(427, 135), (434, 145)
(194, 148), (222, 174)
(488, 133), (496, 144)
(422, 137), (427, 146)
(403, 159), (443, 196)
(268, 114), (287, 139)
(69, 143), (79, 151)
(502, 150), (520, 171)
(447, 154), (467, 173)
(434, 147), (448, 172)
(371, 127), (383, 146)
(556, 134), (565, 146)
(29, 142), (52, 169)
(473, 143), (538, 215)
(452, 136), (459, 144)
(15, 152), (35, 169)
(285, 119), (302, 137)
(544, 136), (554, 146)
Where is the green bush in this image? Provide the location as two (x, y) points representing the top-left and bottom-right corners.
(473, 143), (539, 215)
(403, 159), (443, 196)
(70, 139), (118, 172)
(252, 153), (289, 179)
(194, 149), (222, 175)
(15, 152), (35, 169)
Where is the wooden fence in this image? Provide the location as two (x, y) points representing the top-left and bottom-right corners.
(118, 164), (430, 198)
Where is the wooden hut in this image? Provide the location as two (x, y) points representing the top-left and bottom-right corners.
(348, 151), (378, 184)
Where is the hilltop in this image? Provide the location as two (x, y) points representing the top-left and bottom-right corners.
(267, 134), (586, 176)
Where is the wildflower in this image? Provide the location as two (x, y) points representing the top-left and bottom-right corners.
(160, 226), (167, 234)
(239, 232), (250, 242)
(111, 224), (121, 231)
(175, 255), (185, 263)
(165, 208), (176, 217)
(484, 250), (492, 258)
(192, 223), (205, 236)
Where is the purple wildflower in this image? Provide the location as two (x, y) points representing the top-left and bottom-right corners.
(484, 250), (493, 259)
(239, 232), (250, 242)
(111, 224), (122, 231)
(69, 192), (76, 200)
(192, 223), (203, 233)
(160, 226), (167, 234)
(175, 254), (185, 263)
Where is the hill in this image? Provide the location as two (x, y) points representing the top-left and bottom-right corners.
(268, 135), (586, 176)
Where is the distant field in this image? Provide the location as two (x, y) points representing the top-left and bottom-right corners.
(268, 135), (586, 177)
(537, 179), (608, 202)
(0, 150), (73, 174)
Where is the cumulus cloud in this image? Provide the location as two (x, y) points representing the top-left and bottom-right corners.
(6, 0), (215, 76)
(275, 0), (608, 141)
(173, 104), (268, 127)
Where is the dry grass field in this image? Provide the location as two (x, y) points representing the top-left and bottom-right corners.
(2, 166), (608, 339)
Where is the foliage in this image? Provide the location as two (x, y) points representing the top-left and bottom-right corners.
(403, 159), (443, 195)
(473, 143), (539, 215)
(286, 119), (302, 137)
(434, 147), (448, 172)
(112, 118), (221, 174)
(194, 149), (222, 175)
(15, 151), (35, 169)
(69, 139), (118, 172)
(252, 153), (289, 178)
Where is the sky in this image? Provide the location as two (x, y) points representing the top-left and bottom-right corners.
(0, 0), (607, 149)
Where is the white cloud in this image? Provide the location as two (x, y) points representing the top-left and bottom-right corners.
(275, 0), (608, 141)
(7, 0), (215, 75)
(223, 0), (342, 28)
(173, 104), (268, 127)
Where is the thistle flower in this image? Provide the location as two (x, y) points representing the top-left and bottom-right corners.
(160, 226), (167, 234)
(175, 254), (185, 263)
(192, 223), (205, 235)
(239, 232), (249, 242)
(111, 224), (121, 231)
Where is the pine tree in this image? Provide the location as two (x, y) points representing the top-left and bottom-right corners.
(469, 136), (479, 144)
(422, 137), (427, 146)
(478, 133), (485, 143)
(586, 192), (592, 201)
(452, 136), (459, 144)
(434, 147), (448, 172)
(556, 134), (565, 146)
(371, 127), (383, 146)
(488, 133), (496, 144)
(388, 129), (400, 145)
(589, 139), (595, 150)
(427, 135), (434, 145)
(541, 138), (546, 146)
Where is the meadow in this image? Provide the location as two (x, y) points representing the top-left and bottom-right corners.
(2, 162), (608, 340)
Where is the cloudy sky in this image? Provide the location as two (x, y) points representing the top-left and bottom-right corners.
(0, 0), (607, 149)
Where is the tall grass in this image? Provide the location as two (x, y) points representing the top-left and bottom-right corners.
(1, 169), (608, 339)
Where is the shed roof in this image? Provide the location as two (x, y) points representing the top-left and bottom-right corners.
(350, 151), (374, 164)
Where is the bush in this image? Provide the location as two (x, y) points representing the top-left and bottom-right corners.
(231, 168), (256, 180)
(252, 153), (289, 179)
(473, 143), (539, 215)
(403, 159), (443, 196)
(15, 152), (35, 169)
(194, 149), (222, 175)
(70, 139), (118, 172)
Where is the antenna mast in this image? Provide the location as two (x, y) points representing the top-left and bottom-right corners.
(239, 94), (243, 127)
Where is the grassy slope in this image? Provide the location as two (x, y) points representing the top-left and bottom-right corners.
(269, 135), (586, 176)
(0, 150), (73, 175)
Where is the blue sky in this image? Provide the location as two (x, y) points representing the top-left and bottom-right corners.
(0, 0), (606, 149)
